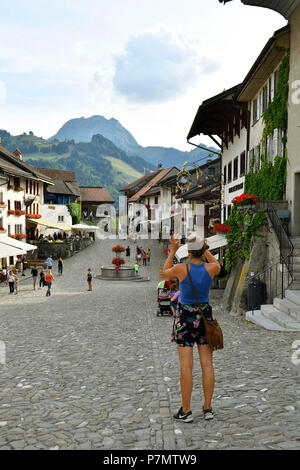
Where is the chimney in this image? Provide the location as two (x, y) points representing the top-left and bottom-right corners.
(157, 162), (162, 170)
(13, 149), (22, 160)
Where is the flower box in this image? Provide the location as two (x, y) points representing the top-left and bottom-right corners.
(0, 227), (7, 232)
(14, 210), (26, 216)
(8, 234), (17, 238)
(16, 233), (27, 239)
(232, 193), (258, 206)
(214, 223), (231, 234)
(15, 187), (24, 192)
(26, 214), (42, 219)
(7, 209), (15, 215)
(0, 202), (6, 206)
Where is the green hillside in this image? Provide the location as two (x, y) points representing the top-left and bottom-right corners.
(50, 114), (219, 168)
(0, 130), (152, 203)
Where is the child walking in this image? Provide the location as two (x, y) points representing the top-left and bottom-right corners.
(87, 269), (93, 291)
(134, 262), (139, 276)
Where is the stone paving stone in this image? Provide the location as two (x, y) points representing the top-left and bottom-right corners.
(1, 238), (300, 450)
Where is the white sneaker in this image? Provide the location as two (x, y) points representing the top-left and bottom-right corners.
(203, 408), (214, 420)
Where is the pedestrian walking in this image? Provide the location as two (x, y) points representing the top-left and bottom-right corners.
(58, 257), (64, 276)
(87, 268), (92, 291)
(46, 255), (53, 270)
(13, 270), (19, 295)
(2, 267), (7, 282)
(45, 269), (54, 297)
(39, 268), (45, 288)
(134, 262), (139, 276)
(31, 265), (38, 290)
(126, 246), (130, 258)
(7, 270), (15, 294)
(143, 252), (147, 266)
(147, 249), (151, 265)
(21, 255), (27, 276)
(163, 235), (221, 423)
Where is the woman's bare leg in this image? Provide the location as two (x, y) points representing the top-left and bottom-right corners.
(177, 346), (193, 413)
(197, 344), (214, 409)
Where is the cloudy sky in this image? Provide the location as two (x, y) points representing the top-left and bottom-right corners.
(0, 0), (286, 150)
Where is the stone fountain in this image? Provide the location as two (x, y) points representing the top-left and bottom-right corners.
(96, 245), (149, 281)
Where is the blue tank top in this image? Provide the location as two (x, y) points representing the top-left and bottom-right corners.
(180, 263), (212, 304)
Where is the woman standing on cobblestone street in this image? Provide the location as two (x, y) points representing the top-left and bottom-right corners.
(6, 270), (15, 294)
(45, 269), (54, 297)
(163, 235), (220, 423)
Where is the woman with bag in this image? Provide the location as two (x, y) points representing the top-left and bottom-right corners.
(163, 235), (222, 423)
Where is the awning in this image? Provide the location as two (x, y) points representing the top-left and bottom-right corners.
(0, 242), (24, 258)
(0, 236), (37, 253)
(27, 218), (72, 231)
(175, 233), (227, 262)
(71, 224), (99, 231)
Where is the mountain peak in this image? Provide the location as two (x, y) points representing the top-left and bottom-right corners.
(50, 114), (218, 168)
(50, 115), (139, 154)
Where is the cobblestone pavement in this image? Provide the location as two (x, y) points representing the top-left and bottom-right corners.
(0, 238), (300, 450)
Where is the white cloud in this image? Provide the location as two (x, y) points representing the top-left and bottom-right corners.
(0, 81), (7, 105)
(112, 24), (219, 104)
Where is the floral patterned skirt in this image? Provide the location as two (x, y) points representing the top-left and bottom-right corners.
(171, 302), (213, 347)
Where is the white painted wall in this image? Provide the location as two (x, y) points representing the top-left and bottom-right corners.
(222, 127), (247, 221)
(39, 204), (72, 234)
(286, 5), (300, 235)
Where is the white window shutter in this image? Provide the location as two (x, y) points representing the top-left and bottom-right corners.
(273, 128), (278, 157)
(270, 73), (275, 100)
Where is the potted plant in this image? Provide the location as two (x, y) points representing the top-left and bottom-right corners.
(112, 245), (125, 253)
(232, 193), (258, 209)
(0, 226), (6, 232)
(213, 223), (231, 234)
(112, 258), (125, 266)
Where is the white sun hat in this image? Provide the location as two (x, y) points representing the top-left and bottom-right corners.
(186, 234), (206, 251)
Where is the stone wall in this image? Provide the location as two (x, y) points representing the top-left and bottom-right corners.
(29, 239), (94, 260)
(222, 215), (281, 315)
